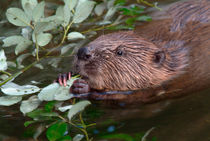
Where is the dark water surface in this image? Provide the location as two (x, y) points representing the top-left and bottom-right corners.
(1, 0), (210, 141)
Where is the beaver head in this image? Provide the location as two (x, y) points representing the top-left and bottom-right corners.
(74, 31), (188, 91)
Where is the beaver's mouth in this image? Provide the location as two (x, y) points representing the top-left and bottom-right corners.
(74, 62), (98, 80)
(81, 75), (89, 80)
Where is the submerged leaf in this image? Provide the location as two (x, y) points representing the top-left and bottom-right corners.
(0, 50), (7, 71)
(24, 120), (37, 127)
(6, 8), (31, 27)
(68, 100), (91, 121)
(73, 0), (96, 23)
(99, 133), (134, 141)
(0, 96), (22, 106)
(1, 82), (40, 95)
(46, 122), (68, 141)
(67, 32), (85, 41)
(20, 95), (41, 115)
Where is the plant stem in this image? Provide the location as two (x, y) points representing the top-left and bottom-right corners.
(0, 71), (12, 76)
(81, 23), (115, 34)
(34, 33), (40, 61)
(79, 113), (91, 141)
(137, 0), (162, 11)
(46, 21), (73, 56)
(0, 61), (38, 86)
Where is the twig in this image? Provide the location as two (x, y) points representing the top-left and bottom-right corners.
(141, 127), (155, 141)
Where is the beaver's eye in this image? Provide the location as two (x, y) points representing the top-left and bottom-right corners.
(116, 50), (123, 56)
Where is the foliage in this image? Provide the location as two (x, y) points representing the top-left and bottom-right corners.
(0, 0), (159, 140)
(97, 127), (156, 141)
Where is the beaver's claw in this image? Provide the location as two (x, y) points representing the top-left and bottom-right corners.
(55, 72), (71, 87)
(71, 79), (90, 94)
(55, 72), (90, 94)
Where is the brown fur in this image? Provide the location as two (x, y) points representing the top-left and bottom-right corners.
(74, 0), (210, 103)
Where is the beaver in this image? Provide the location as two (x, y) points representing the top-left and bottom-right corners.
(58, 0), (210, 103)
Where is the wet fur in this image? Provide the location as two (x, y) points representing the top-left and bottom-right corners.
(74, 0), (210, 102)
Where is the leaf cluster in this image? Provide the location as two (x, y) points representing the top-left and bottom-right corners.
(0, 0), (158, 140)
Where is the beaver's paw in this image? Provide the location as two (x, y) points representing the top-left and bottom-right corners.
(55, 72), (71, 87)
(70, 79), (90, 94)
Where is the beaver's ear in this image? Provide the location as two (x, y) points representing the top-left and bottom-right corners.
(153, 50), (165, 65)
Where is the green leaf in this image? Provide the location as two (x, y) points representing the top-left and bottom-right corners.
(64, 0), (78, 11)
(38, 83), (58, 101)
(0, 49), (7, 71)
(94, 3), (106, 16)
(125, 17), (136, 26)
(67, 100), (91, 121)
(99, 133), (134, 141)
(3, 36), (32, 55)
(3, 35), (27, 47)
(27, 109), (59, 119)
(114, 0), (126, 6)
(63, 3), (71, 27)
(72, 134), (84, 141)
(0, 74), (9, 81)
(0, 96), (22, 106)
(32, 1), (45, 22)
(48, 58), (61, 68)
(20, 95), (41, 115)
(54, 78), (78, 101)
(7, 61), (16, 68)
(34, 22), (50, 34)
(21, 27), (32, 39)
(6, 8), (31, 27)
(58, 135), (72, 141)
(67, 32), (85, 41)
(3, 36), (20, 47)
(73, 0), (96, 23)
(46, 122), (68, 141)
(44, 101), (56, 112)
(26, 109), (45, 118)
(24, 120), (37, 127)
(58, 105), (73, 112)
(1, 82), (40, 96)
(16, 53), (31, 69)
(61, 43), (76, 55)
(38, 78), (77, 101)
(36, 33), (52, 46)
(136, 15), (152, 22)
(21, 0), (38, 17)
(15, 38), (32, 55)
(104, 7), (117, 21)
(34, 63), (44, 69)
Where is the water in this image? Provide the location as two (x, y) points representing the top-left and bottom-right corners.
(1, 0), (210, 141)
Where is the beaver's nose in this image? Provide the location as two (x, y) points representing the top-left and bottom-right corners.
(77, 47), (92, 61)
